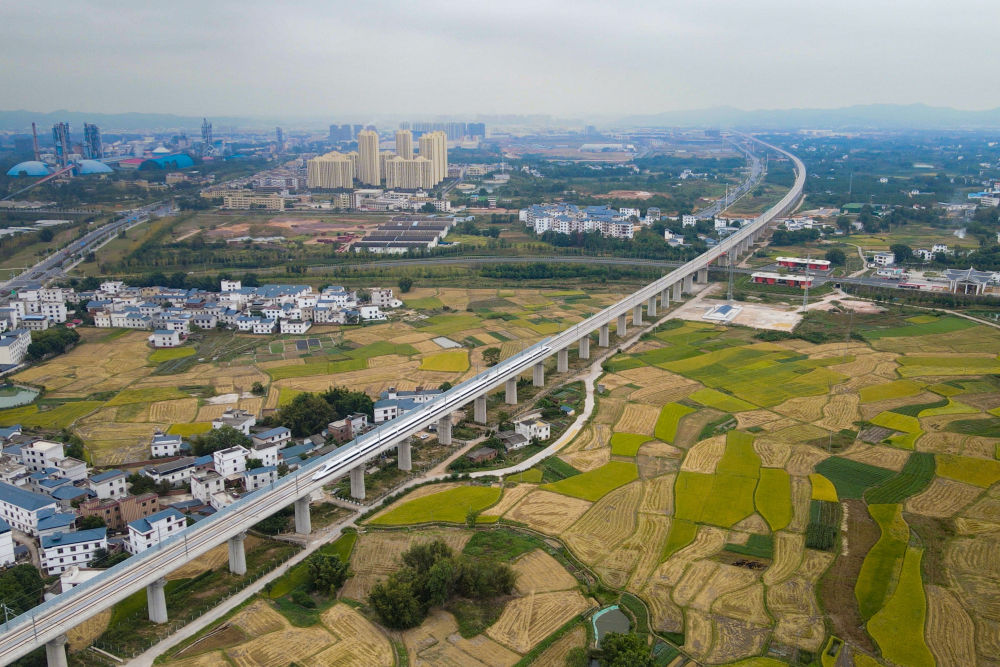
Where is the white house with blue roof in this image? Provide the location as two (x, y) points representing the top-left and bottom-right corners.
(243, 465), (277, 491)
(0, 329), (31, 366)
(126, 507), (186, 554)
(37, 510), (78, 538)
(41, 527), (107, 574)
(0, 519), (14, 566)
(149, 329), (181, 348)
(374, 386), (442, 423)
(88, 469), (127, 499)
(0, 480), (58, 534)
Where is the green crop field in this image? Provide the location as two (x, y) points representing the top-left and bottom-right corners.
(867, 547), (934, 667)
(419, 349), (470, 372)
(755, 468), (792, 531)
(343, 341), (418, 360)
(419, 313), (483, 335)
(404, 296), (444, 310)
(148, 347), (196, 363)
(266, 358), (367, 380)
(724, 533), (774, 559)
(865, 453), (935, 504)
(653, 403), (696, 442)
(859, 379), (924, 403)
(674, 470), (757, 528)
(814, 457), (895, 499)
(716, 431), (761, 477)
(167, 422), (212, 437)
(268, 531), (357, 598)
(897, 355), (1000, 377)
(869, 412), (923, 449)
(369, 485), (502, 525)
(610, 432), (651, 457)
(106, 387), (189, 406)
(0, 401), (103, 429)
(541, 460), (637, 501)
(605, 355), (645, 372)
(661, 519), (698, 560)
(862, 316), (975, 340)
(509, 468), (543, 484)
(936, 454), (1000, 488)
(855, 504), (909, 620)
(917, 399), (977, 417)
(688, 387), (757, 412)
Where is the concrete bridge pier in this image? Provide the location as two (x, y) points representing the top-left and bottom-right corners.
(474, 395), (488, 423)
(44, 634), (67, 667)
(633, 304), (643, 326)
(294, 496), (312, 534)
(660, 289), (670, 311)
(533, 362), (545, 387)
(696, 268), (709, 283)
(228, 532), (247, 575)
(557, 348), (569, 373)
(350, 465), (366, 500)
(599, 324), (610, 347)
(682, 274), (694, 294)
(437, 417), (452, 445)
(617, 313), (627, 337)
(147, 577), (168, 624)
(505, 378), (518, 404)
(397, 440), (412, 471)
(647, 296), (657, 317)
(578, 336), (590, 360)
(672, 282), (682, 301)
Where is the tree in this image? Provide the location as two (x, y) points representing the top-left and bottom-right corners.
(39, 228), (54, 242)
(369, 578), (423, 629)
(307, 552), (349, 595)
(273, 392), (335, 437)
(0, 564), (43, 615)
(127, 472), (156, 495)
(482, 347), (501, 367)
(251, 381), (266, 396)
(421, 202), (437, 213)
(825, 248), (846, 266)
(836, 215), (852, 235)
(246, 458), (263, 470)
(438, 381), (453, 391)
(77, 515), (105, 530)
(398, 276), (414, 293)
(600, 633), (653, 667)
(190, 425), (252, 456)
(890, 243), (913, 264)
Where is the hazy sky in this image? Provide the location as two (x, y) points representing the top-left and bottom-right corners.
(2, 0), (998, 118)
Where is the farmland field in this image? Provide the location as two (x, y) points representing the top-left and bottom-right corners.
(367, 485), (501, 525)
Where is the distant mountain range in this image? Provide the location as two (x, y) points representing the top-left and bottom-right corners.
(2, 104), (1000, 133)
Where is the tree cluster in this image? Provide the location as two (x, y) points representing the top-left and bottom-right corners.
(599, 632), (653, 667)
(190, 425), (252, 456)
(368, 540), (516, 629)
(306, 552), (349, 595)
(0, 564), (43, 615)
(26, 326), (80, 361)
(267, 386), (373, 437)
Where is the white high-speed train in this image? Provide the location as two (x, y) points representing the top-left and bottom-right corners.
(311, 344), (553, 482)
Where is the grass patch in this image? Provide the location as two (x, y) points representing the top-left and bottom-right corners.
(369, 485), (502, 525)
(419, 349), (470, 372)
(688, 387), (757, 412)
(936, 453), (1000, 488)
(755, 468), (792, 531)
(538, 457), (580, 483)
(724, 533), (774, 559)
(107, 387), (188, 406)
(867, 547), (934, 667)
(610, 432), (651, 457)
(814, 457), (895, 499)
(148, 347), (196, 363)
(463, 529), (540, 561)
(865, 452), (935, 504)
(855, 504), (908, 620)
(808, 473), (839, 502)
(653, 403), (696, 443)
(805, 500), (841, 551)
(541, 460), (638, 501)
(166, 422), (212, 437)
(661, 519), (697, 560)
(267, 532), (356, 599)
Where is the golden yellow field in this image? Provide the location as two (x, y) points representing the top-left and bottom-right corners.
(530, 625), (586, 667)
(403, 609), (520, 667)
(486, 590), (592, 654)
(562, 482), (642, 565)
(513, 549), (579, 594)
(503, 490), (592, 534)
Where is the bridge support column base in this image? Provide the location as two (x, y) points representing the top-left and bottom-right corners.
(672, 282), (682, 301)
(505, 379), (517, 405)
(228, 532), (247, 575)
(697, 268), (708, 283)
(617, 314), (627, 338)
(599, 324), (610, 347)
(294, 496), (312, 534)
(647, 296), (657, 317)
(147, 577), (168, 624)
(45, 634), (68, 667)
(633, 305), (643, 326)
(398, 440), (412, 471)
(532, 362), (545, 388)
(474, 395), (487, 423)
(578, 336), (590, 360)
(557, 349), (568, 373)
(661, 289), (670, 311)
(350, 465), (366, 501)
(683, 275), (694, 294)
(437, 416), (452, 445)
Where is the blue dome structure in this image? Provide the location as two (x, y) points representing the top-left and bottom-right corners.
(76, 159), (113, 174)
(139, 154), (194, 170)
(6, 161), (50, 177)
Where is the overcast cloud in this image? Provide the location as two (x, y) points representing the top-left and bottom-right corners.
(1, 0), (997, 118)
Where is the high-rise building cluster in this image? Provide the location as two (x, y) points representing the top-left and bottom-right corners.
(411, 121), (486, 140)
(307, 128), (448, 191)
(328, 124), (362, 142)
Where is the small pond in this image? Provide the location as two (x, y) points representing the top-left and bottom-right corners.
(592, 605), (630, 645)
(0, 387), (39, 409)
